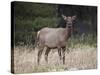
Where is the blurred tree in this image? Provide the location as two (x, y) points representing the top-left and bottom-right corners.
(12, 2), (97, 45)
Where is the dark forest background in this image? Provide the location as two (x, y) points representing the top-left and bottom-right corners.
(12, 2), (97, 46)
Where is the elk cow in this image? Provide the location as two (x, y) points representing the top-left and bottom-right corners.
(36, 15), (76, 64)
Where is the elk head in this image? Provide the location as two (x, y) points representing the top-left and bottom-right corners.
(62, 14), (77, 33)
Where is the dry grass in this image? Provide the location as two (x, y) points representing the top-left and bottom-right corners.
(13, 45), (97, 74)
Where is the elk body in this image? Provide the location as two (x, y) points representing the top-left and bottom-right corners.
(36, 15), (76, 64)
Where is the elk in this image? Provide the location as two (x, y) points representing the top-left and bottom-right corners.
(36, 15), (76, 65)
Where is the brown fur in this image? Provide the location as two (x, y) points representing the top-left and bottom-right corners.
(36, 15), (76, 64)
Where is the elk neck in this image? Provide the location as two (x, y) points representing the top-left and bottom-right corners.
(65, 26), (73, 39)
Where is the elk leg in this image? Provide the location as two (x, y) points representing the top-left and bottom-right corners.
(37, 48), (43, 65)
(58, 48), (62, 60)
(45, 47), (50, 63)
(66, 48), (70, 54)
(62, 47), (66, 64)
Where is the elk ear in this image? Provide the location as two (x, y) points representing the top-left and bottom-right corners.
(61, 14), (67, 20)
(72, 15), (77, 20)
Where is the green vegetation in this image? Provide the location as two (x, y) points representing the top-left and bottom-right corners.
(15, 17), (58, 45)
(14, 2), (58, 45)
(13, 2), (97, 46)
(33, 65), (65, 72)
(67, 33), (97, 49)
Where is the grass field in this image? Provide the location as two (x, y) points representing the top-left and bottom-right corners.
(13, 44), (97, 73)
(12, 34), (97, 73)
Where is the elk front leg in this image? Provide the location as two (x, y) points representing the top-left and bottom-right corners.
(45, 47), (50, 63)
(62, 47), (66, 64)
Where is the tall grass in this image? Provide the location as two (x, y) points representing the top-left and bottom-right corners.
(14, 43), (97, 73)
(67, 33), (97, 49)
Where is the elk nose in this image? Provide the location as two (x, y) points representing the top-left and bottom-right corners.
(67, 23), (72, 27)
(68, 26), (72, 28)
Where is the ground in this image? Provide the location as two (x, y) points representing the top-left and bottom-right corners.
(13, 45), (97, 74)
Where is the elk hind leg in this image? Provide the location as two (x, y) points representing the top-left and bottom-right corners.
(58, 48), (62, 60)
(37, 48), (43, 65)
